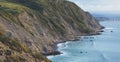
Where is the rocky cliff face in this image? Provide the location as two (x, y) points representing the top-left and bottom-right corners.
(0, 0), (102, 62)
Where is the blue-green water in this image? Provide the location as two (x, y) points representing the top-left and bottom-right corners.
(47, 21), (120, 62)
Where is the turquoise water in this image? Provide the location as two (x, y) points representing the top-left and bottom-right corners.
(47, 21), (120, 62)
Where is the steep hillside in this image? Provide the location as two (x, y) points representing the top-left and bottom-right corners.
(0, 0), (102, 62)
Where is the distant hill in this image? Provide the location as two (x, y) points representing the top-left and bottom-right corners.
(95, 17), (120, 21)
(95, 17), (110, 21)
(92, 13), (120, 21)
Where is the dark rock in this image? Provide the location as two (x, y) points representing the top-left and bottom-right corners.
(5, 31), (12, 38)
(90, 40), (93, 41)
(99, 30), (104, 32)
(80, 51), (83, 53)
(42, 51), (61, 56)
(25, 40), (32, 46)
(5, 50), (11, 56)
(0, 50), (3, 56)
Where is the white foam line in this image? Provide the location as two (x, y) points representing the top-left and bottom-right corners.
(105, 27), (114, 29)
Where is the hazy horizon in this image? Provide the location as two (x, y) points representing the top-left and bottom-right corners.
(69, 0), (120, 15)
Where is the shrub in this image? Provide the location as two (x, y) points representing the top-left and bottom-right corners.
(0, 34), (29, 53)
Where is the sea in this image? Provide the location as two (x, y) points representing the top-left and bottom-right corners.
(47, 18), (120, 62)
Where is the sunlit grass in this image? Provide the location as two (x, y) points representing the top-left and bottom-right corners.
(0, 2), (30, 11)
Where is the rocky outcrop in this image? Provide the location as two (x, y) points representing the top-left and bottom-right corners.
(0, 0), (102, 62)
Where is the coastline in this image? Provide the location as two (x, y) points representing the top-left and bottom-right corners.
(45, 29), (104, 56)
(47, 21), (120, 62)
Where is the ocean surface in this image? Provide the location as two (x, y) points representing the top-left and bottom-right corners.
(47, 20), (120, 62)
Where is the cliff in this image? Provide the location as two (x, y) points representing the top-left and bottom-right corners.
(0, 0), (102, 62)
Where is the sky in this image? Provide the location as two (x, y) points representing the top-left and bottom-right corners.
(69, 0), (120, 14)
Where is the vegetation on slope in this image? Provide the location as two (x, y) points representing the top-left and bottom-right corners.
(0, 0), (101, 62)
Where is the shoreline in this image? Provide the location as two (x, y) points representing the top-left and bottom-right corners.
(44, 29), (104, 56)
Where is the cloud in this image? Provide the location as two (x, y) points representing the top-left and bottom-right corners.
(69, 0), (120, 13)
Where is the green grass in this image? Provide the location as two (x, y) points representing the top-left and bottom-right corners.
(0, 2), (29, 11)
(0, 2), (32, 27)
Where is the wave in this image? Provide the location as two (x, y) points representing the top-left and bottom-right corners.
(105, 27), (114, 30)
